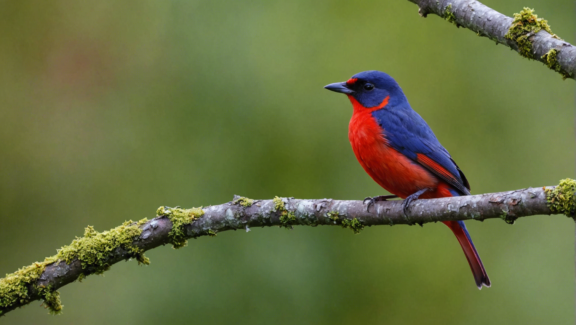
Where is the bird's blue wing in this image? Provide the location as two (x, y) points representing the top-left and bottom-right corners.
(372, 105), (470, 195)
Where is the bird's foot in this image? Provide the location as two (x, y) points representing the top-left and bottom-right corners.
(363, 195), (398, 212)
(401, 188), (430, 218)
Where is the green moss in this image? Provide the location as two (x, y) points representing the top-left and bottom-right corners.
(326, 212), (364, 233)
(55, 222), (150, 270)
(545, 179), (576, 217)
(279, 211), (297, 229)
(505, 8), (556, 59)
(0, 262), (48, 314)
(327, 212), (340, 221)
(1, 219), (150, 314)
(542, 49), (559, 70)
(273, 196), (285, 211)
(340, 218), (365, 234)
(207, 229), (217, 237)
(540, 49), (570, 79)
(272, 196), (297, 229)
(444, 4), (458, 27)
(499, 211), (517, 225)
(505, 8), (570, 78)
(157, 206), (204, 249)
(38, 287), (62, 315)
(233, 197), (254, 207)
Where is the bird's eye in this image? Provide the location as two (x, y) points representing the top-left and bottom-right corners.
(364, 83), (374, 91)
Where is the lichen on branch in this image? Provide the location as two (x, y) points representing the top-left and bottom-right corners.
(0, 262), (53, 315)
(443, 4), (458, 27)
(58, 221), (151, 269)
(233, 196), (254, 207)
(156, 206), (204, 248)
(545, 179), (576, 217)
(504, 8), (557, 59)
(407, 0), (576, 79)
(0, 219), (151, 315)
(1, 180), (572, 317)
(540, 49), (569, 78)
(273, 196), (297, 229)
(327, 212), (365, 234)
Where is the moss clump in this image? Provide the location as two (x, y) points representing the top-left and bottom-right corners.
(499, 211), (517, 225)
(340, 218), (365, 234)
(279, 211), (297, 228)
(326, 212), (364, 233)
(505, 8), (556, 59)
(233, 197), (254, 207)
(38, 287), (62, 315)
(273, 196), (285, 211)
(0, 219), (150, 315)
(444, 4), (458, 27)
(327, 212), (339, 222)
(0, 262), (49, 314)
(56, 221), (150, 270)
(542, 49), (560, 70)
(540, 49), (570, 79)
(272, 196), (297, 229)
(156, 206), (204, 249)
(545, 179), (576, 217)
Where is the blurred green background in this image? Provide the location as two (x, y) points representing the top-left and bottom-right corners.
(0, 0), (574, 324)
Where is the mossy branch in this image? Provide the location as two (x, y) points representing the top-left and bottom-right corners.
(2, 181), (576, 317)
(408, 0), (576, 79)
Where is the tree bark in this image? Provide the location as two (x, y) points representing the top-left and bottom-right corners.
(0, 185), (567, 317)
(407, 0), (576, 79)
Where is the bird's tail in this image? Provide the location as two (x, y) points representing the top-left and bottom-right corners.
(442, 220), (491, 289)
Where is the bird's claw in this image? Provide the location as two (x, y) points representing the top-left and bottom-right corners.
(363, 197), (377, 212)
(363, 195), (398, 212)
(401, 188), (430, 218)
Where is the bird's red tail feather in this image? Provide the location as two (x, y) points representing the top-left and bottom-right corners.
(443, 220), (491, 289)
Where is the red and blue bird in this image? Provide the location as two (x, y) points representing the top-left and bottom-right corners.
(325, 70), (490, 289)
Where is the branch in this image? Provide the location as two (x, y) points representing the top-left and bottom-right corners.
(2, 180), (576, 317)
(407, 0), (576, 79)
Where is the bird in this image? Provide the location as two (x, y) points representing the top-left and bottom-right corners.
(324, 70), (490, 289)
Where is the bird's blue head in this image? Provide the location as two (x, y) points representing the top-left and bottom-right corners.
(324, 70), (407, 110)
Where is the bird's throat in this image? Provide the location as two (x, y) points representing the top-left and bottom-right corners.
(347, 95), (389, 114)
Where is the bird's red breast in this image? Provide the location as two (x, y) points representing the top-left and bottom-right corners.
(347, 95), (453, 199)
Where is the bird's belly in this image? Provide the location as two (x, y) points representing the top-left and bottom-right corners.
(349, 114), (439, 199)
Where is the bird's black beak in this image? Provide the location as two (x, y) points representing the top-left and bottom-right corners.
(324, 82), (354, 94)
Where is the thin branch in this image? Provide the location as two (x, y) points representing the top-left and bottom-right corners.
(0, 184), (573, 317)
(407, 0), (576, 79)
